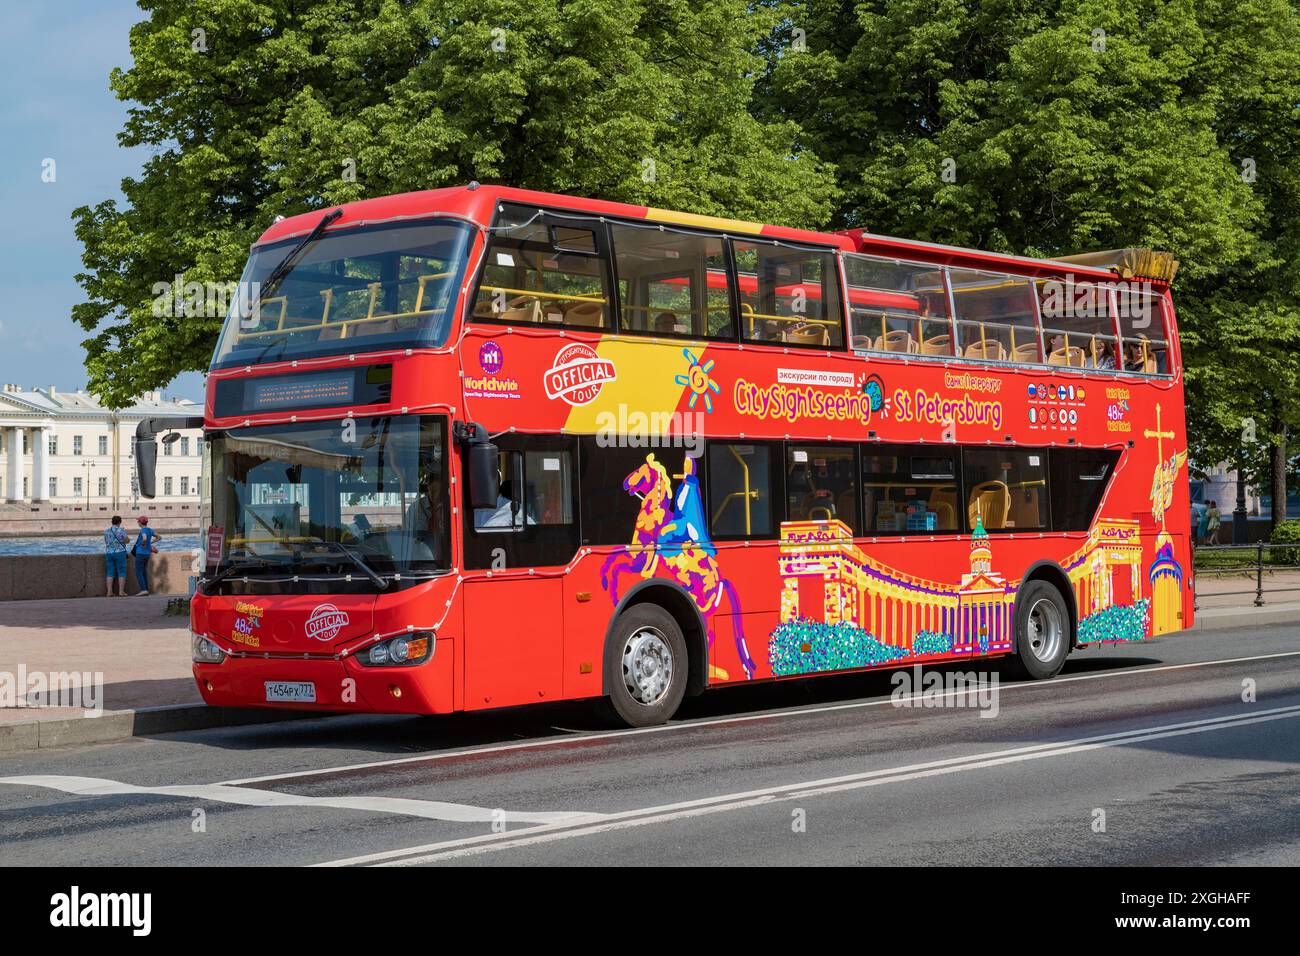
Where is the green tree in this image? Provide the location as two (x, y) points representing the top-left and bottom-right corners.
(761, 0), (1300, 526)
(74, 0), (837, 406)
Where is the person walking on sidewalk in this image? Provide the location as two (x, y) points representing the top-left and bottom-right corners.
(103, 515), (129, 596)
(1206, 500), (1222, 546)
(132, 515), (161, 595)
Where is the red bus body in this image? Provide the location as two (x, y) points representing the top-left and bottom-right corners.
(190, 185), (1192, 717)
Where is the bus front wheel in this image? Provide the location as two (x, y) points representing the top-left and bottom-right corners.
(1008, 580), (1071, 680)
(599, 604), (689, 728)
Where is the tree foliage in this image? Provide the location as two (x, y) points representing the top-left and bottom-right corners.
(76, 0), (1300, 517)
(74, 0), (837, 406)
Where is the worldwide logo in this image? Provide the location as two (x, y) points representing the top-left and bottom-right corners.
(305, 603), (350, 642)
(479, 341), (503, 375)
(544, 342), (617, 406)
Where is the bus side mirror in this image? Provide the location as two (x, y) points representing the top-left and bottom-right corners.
(468, 442), (500, 509)
(456, 421), (500, 510)
(134, 415), (202, 499)
(135, 436), (158, 499)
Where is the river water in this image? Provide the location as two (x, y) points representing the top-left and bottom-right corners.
(0, 535), (202, 556)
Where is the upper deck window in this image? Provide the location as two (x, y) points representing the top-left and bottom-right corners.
(735, 240), (844, 349)
(1036, 277), (1121, 370)
(472, 205), (613, 329)
(845, 252), (1176, 377)
(948, 269), (1039, 364)
(1115, 287), (1171, 374)
(213, 218), (473, 369)
(843, 255), (950, 355)
(610, 223), (733, 339)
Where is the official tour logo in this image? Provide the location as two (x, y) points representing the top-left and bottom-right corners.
(544, 342), (616, 406)
(305, 603), (350, 642)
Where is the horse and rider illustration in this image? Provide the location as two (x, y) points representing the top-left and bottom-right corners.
(600, 452), (757, 681)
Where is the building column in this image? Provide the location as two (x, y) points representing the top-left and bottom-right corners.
(5, 426), (22, 502)
(32, 427), (50, 503)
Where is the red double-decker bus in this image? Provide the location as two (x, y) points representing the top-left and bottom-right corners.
(135, 184), (1192, 726)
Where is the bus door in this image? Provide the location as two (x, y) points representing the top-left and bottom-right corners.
(461, 436), (579, 708)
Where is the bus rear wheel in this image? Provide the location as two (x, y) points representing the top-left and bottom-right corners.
(599, 604), (688, 728)
(1008, 580), (1071, 680)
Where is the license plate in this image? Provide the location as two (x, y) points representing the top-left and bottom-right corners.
(265, 681), (316, 703)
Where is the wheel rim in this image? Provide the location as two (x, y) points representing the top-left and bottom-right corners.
(622, 626), (673, 705)
(1025, 598), (1064, 664)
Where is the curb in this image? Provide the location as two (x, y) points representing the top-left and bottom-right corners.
(0, 703), (328, 756)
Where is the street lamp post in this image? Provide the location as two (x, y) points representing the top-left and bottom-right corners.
(1232, 461), (1249, 544)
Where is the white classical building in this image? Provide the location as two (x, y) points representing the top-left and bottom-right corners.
(0, 385), (204, 508)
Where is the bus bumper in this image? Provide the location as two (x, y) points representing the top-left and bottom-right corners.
(193, 638), (455, 714)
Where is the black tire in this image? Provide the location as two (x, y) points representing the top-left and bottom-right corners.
(1007, 579), (1071, 680)
(597, 603), (689, 728)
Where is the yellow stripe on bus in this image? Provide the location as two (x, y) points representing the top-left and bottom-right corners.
(645, 208), (764, 235)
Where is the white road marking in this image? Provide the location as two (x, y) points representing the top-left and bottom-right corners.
(0, 775), (600, 826)
(222, 649), (1300, 787)
(317, 703), (1300, 866)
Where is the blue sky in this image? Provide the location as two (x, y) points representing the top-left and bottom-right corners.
(0, 2), (204, 402)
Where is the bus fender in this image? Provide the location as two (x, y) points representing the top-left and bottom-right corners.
(1017, 560), (1079, 648)
(602, 578), (710, 697)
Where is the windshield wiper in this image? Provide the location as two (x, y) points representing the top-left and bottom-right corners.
(201, 558), (286, 594)
(256, 208), (343, 303)
(296, 541), (389, 591)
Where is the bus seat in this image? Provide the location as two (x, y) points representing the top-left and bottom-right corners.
(921, 334), (951, 356)
(873, 329), (917, 353)
(964, 339), (1007, 361)
(851, 334), (872, 351)
(1009, 488), (1042, 529)
(564, 301), (605, 327)
(1011, 342), (1039, 363)
(1048, 346), (1085, 368)
(929, 488), (957, 527)
(353, 318), (396, 338)
(785, 324), (830, 346)
(967, 481), (1010, 529)
(498, 295), (542, 324)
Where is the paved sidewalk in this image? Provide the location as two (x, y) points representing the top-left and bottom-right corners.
(0, 596), (311, 753)
(0, 596), (197, 722)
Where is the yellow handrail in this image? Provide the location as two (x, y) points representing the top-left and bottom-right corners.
(237, 273), (451, 342)
(481, 286), (607, 305)
(711, 445), (758, 534)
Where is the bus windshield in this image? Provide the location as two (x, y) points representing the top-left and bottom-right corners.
(212, 218), (474, 368)
(202, 416), (449, 589)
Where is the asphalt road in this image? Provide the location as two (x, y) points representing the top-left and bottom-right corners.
(2, 623), (1298, 866)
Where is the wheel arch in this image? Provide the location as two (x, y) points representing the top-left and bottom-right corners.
(602, 579), (709, 697)
(1018, 560), (1079, 648)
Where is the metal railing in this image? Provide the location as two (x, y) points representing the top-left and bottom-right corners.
(1192, 542), (1300, 610)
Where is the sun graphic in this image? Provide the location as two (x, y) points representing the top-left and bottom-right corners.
(674, 348), (720, 413)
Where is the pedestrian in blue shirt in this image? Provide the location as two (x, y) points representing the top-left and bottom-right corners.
(103, 515), (128, 596)
(132, 515), (161, 595)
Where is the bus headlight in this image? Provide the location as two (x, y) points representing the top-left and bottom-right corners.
(364, 633), (433, 666)
(192, 633), (226, 664)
